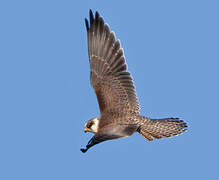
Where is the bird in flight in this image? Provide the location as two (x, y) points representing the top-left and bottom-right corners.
(80, 10), (187, 153)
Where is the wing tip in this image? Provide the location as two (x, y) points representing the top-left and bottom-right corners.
(85, 18), (89, 31)
(86, 10), (103, 28)
(95, 11), (100, 19)
(89, 9), (94, 24)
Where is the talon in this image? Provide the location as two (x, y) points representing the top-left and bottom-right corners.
(80, 148), (87, 153)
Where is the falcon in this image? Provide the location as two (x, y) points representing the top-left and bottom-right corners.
(80, 10), (187, 153)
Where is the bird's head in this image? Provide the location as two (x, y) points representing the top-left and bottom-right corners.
(84, 117), (100, 134)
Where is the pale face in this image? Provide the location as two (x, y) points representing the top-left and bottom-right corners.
(84, 117), (99, 134)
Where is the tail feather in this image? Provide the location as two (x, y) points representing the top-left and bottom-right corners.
(137, 117), (187, 141)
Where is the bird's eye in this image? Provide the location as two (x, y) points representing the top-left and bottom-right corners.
(87, 122), (93, 128)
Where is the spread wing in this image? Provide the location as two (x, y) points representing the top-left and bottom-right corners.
(85, 10), (140, 117)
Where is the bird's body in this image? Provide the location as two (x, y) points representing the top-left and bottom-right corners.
(80, 10), (187, 153)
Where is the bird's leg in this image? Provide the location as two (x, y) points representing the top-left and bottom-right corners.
(80, 134), (112, 153)
(80, 146), (88, 153)
(80, 136), (96, 153)
(80, 143), (91, 153)
(80, 144), (92, 153)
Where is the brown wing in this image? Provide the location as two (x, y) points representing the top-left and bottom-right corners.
(85, 10), (140, 117)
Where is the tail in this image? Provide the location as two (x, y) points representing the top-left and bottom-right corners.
(137, 116), (187, 141)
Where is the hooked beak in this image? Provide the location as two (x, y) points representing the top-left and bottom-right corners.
(84, 127), (89, 133)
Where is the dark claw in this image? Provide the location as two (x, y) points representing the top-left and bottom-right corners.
(80, 148), (88, 153)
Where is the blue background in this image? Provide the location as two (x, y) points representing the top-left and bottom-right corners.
(0, 0), (218, 179)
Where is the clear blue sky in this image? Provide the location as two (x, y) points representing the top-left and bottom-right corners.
(0, 0), (218, 179)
